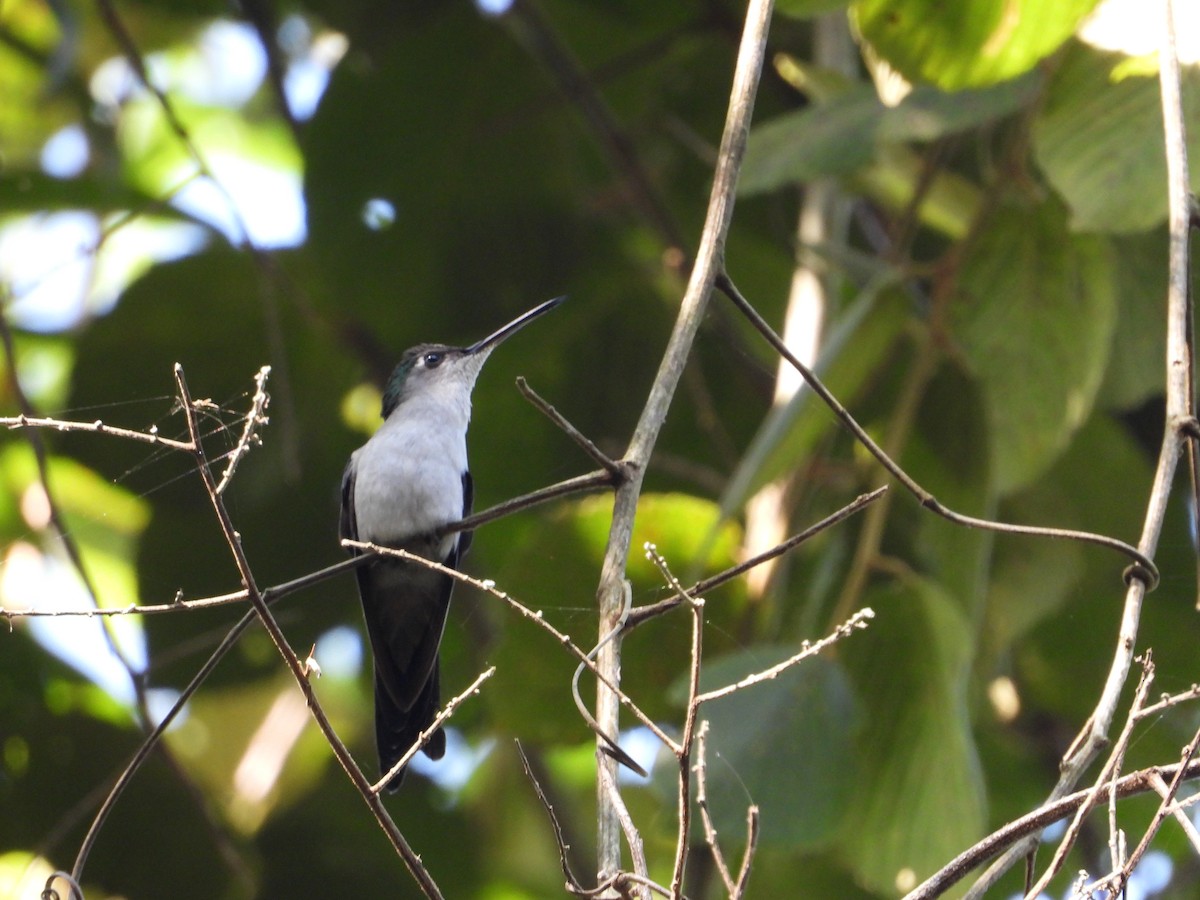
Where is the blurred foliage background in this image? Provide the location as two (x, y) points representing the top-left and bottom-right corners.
(1, 0), (1198, 897)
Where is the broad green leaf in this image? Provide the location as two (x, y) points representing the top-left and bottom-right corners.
(854, 0), (1102, 90)
(670, 650), (862, 848)
(1033, 44), (1200, 233)
(905, 360), (996, 617)
(742, 77), (1035, 193)
(984, 487), (1085, 651)
(953, 199), (1117, 494)
(837, 580), (985, 892)
(1100, 229), (1168, 410)
(742, 85), (883, 189)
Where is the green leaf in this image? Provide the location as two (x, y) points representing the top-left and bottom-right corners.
(837, 579), (985, 892)
(1100, 229), (1167, 410)
(742, 85), (882, 189)
(742, 76), (1035, 193)
(678, 651), (862, 848)
(484, 494), (745, 742)
(1033, 44), (1200, 233)
(853, 0), (1102, 90)
(953, 199), (1117, 493)
(906, 360), (996, 611)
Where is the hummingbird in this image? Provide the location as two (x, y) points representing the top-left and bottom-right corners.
(340, 296), (564, 790)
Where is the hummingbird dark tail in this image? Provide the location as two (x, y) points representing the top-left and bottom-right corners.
(375, 661), (446, 791)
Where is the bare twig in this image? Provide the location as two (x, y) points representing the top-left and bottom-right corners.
(372, 667), (496, 793)
(1087, 715), (1200, 897)
(1022, 654), (1155, 898)
(904, 760), (1200, 900)
(71, 602), (257, 884)
(694, 721), (736, 896)
(4, 470), (616, 622)
(517, 740), (584, 891)
(623, 487), (887, 631)
(644, 546), (705, 898)
(693, 607), (874, 706)
(1, 413), (192, 450)
(343, 540), (671, 750)
(733, 806), (759, 899)
(588, 5), (777, 877)
(516, 376), (627, 479)
(169, 365), (444, 899)
(437, 469), (615, 537)
(716, 273), (1160, 587)
(1135, 682), (1200, 720)
(216, 365), (271, 494)
(1146, 770), (1200, 853)
(598, 756), (651, 900)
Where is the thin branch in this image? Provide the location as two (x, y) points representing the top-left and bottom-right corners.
(623, 487), (887, 630)
(71, 604), (257, 884)
(517, 740), (584, 892)
(168, 365), (444, 900)
(733, 806), (759, 899)
(645, 546), (704, 899)
(436, 470), (615, 537)
(343, 540), (672, 751)
(598, 756), (651, 900)
(1022, 654), (1155, 898)
(904, 760), (1200, 900)
(716, 273), (1160, 588)
(372, 667), (496, 793)
(589, 0), (776, 880)
(694, 721), (736, 896)
(216, 365), (271, 494)
(516, 376), (627, 479)
(1135, 682), (1200, 720)
(4, 470), (615, 622)
(1, 413), (192, 450)
(693, 607), (875, 706)
(1091, 712), (1200, 896)
(1146, 770), (1200, 853)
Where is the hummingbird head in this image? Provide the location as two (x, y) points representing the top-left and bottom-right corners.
(380, 296), (565, 419)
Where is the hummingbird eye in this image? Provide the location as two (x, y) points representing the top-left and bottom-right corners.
(423, 352), (444, 368)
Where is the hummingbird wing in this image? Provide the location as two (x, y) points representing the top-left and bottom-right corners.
(340, 460), (473, 789)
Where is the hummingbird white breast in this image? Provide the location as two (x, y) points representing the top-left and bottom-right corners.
(351, 389), (471, 558)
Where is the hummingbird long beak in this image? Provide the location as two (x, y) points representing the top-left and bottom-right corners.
(465, 295), (565, 357)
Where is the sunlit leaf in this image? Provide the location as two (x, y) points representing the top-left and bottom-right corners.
(854, 0), (1102, 90)
(1033, 44), (1200, 233)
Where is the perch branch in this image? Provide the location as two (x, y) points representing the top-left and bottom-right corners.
(589, 0), (776, 884)
(372, 666), (496, 793)
(170, 364), (444, 899)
